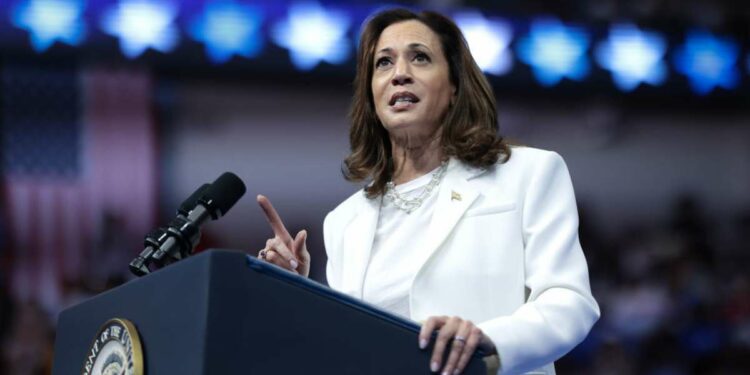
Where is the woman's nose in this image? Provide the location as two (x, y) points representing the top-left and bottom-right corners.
(391, 59), (413, 85)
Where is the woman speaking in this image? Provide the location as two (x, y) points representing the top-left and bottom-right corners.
(256, 8), (599, 375)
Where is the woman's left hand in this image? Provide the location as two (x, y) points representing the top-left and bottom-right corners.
(419, 316), (497, 374)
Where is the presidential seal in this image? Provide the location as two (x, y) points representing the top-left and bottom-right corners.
(82, 318), (144, 375)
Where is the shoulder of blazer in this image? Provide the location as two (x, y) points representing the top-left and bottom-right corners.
(506, 145), (562, 165)
(323, 147), (564, 230)
(497, 146), (566, 178)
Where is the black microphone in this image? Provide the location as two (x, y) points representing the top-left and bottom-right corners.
(132, 185), (205, 275)
(130, 183), (212, 274)
(129, 173), (246, 276)
(178, 183), (211, 217)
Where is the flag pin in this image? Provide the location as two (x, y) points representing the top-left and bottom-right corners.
(451, 191), (462, 201)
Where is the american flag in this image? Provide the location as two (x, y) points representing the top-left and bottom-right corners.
(0, 64), (157, 313)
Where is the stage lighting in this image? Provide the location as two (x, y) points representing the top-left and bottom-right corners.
(595, 24), (667, 91)
(673, 31), (740, 95)
(270, 2), (351, 71)
(101, 0), (179, 58)
(189, 1), (263, 64)
(516, 18), (590, 86)
(454, 11), (513, 76)
(11, 0), (86, 52)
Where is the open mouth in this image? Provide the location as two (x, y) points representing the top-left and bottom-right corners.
(389, 91), (420, 106)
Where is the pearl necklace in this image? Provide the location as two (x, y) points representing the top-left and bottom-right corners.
(385, 161), (448, 214)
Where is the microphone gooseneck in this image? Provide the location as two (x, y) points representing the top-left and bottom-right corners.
(129, 172), (247, 276)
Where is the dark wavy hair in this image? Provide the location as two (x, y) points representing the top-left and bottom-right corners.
(344, 8), (511, 198)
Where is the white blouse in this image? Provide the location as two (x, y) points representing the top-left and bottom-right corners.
(361, 166), (442, 319)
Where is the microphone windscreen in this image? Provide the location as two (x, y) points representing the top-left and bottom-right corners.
(179, 183), (210, 216)
(204, 172), (247, 217)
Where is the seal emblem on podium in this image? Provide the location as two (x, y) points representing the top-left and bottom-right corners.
(82, 318), (144, 375)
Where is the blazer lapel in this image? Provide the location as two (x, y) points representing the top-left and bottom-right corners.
(340, 194), (380, 298)
(338, 159), (486, 298)
(415, 159), (483, 275)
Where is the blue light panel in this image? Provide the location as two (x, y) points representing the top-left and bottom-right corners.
(595, 24), (667, 91)
(3, 2), (747, 96)
(189, 1), (264, 64)
(270, 2), (351, 71)
(673, 31), (740, 95)
(11, 0), (86, 52)
(516, 18), (590, 86)
(454, 12), (513, 76)
(100, 0), (179, 58)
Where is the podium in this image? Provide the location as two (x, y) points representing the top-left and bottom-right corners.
(52, 250), (487, 374)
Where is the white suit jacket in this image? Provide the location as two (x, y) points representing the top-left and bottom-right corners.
(323, 147), (600, 375)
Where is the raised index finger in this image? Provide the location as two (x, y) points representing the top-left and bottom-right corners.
(257, 195), (292, 242)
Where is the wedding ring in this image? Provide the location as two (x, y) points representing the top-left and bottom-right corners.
(454, 336), (466, 345)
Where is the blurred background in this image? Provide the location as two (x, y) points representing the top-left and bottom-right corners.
(1, 0), (749, 373)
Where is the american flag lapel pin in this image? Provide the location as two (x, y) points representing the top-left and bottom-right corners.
(451, 191), (462, 201)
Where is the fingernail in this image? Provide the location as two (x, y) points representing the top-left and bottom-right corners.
(453, 369), (460, 375)
(431, 362), (439, 372)
(419, 338), (428, 349)
(442, 371), (449, 375)
(290, 259), (298, 269)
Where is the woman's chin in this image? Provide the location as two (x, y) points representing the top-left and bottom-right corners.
(384, 121), (413, 131)
(383, 116), (432, 132)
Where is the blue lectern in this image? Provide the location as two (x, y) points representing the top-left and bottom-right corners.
(52, 250), (487, 374)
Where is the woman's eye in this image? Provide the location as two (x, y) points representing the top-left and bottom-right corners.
(414, 53), (430, 63)
(375, 57), (391, 68)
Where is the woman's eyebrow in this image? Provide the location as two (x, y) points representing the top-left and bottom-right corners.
(408, 42), (430, 52)
(376, 43), (432, 55)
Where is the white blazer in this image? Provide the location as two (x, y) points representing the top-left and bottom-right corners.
(323, 147), (600, 375)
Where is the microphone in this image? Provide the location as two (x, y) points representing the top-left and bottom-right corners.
(178, 183), (211, 217)
(129, 172), (246, 276)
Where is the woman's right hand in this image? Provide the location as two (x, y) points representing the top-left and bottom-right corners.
(256, 195), (311, 277)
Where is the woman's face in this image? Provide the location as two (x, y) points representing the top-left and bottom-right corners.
(371, 20), (455, 143)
